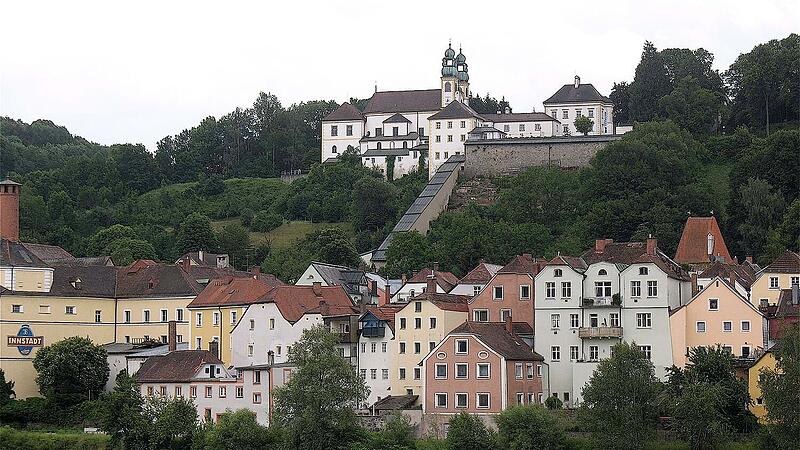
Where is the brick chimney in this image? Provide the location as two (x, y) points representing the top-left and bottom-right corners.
(208, 339), (219, 358)
(505, 315), (513, 335)
(0, 179), (21, 242)
(646, 236), (657, 256)
(379, 284), (390, 307)
(745, 256), (753, 264)
(168, 320), (177, 351)
(729, 272), (737, 289)
(401, 273), (407, 285)
(595, 239), (612, 254)
(250, 266), (261, 275)
(180, 256), (191, 272)
(312, 281), (322, 297)
(690, 273), (699, 296)
(426, 274), (437, 296)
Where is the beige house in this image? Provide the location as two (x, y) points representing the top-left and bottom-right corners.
(391, 276), (469, 397)
(670, 277), (766, 367)
(750, 251), (800, 307)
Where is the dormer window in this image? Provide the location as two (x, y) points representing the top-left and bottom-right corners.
(553, 269), (563, 278)
(639, 267), (649, 275)
(148, 279), (155, 289)
(598, 269), (607, 276)
(70, 278), (82, 290)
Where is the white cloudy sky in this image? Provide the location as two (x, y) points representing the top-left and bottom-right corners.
(1, 0), (797, 151)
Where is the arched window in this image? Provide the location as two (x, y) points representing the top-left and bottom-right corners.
(639, 267), (649, 275)
(554, 269), (563, 278)
(332, 145), (337, 154)
(444, 82), (452, 92)
(402, 141), (408, 148)
(376, 142), (382, 150)
(598, 269), (607, 276)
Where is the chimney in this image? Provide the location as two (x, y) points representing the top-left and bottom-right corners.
(522, 253), (532, 260)
(198, 250), (204, 264)
(168, 320), (177, 352)
(0, 179), (21, 242)
(267, 350), (275, 365)
(707, 233), (715, 257)
(180, 256), (191, 272)
(574, 75), (580, 88)
(426, 274), (437, 296)
(433, 262), (440, 273)
(250, 266), (261, 275)
(401, 273), (407, 285)
(312, 281), (322, 297)
(690, 273), (699, 296)
(646, 236), (657, 256)
(729, 271), (737, 289)
(746, 256), (753, 264)
(595, 239), (609, 254)
(208, 340), (219, 358)
(505, 315), (513, 335)
(379, 283), (390, 307)
(792, 282), (799, 305)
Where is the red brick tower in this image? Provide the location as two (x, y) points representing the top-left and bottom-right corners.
(0, 179), (21, 242)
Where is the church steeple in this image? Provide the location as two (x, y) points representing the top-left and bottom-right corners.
(441, 42), (469, 107)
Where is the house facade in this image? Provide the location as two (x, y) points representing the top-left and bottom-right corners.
(358, 304), (402, 407)
(468, 254), (547, 328)
(391, 267), (459, 303)
(542, 76), (614, 136)
(670, 277), (766, 367)
(449, 261), (503, 296)
(750, 251), (800, 307)
(421, 321), (544, 431)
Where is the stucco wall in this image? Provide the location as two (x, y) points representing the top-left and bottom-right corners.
(463, 135), (621, 178)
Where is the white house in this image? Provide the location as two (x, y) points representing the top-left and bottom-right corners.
(320, 103), (365, 162)
(391, 267), (460, 303)
(449, 261), (503, 296)
(358, 304), (402, 407)
(543, 76), (614, 136)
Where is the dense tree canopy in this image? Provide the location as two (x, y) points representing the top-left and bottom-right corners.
(32, 337), (109, 406)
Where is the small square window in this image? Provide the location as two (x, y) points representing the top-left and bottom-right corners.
(455, 363), (468, 379)
(455, 339), (468, 354)
(435, 363), (447, 379)
(723, 321), (732, 332)
(476, 393), (490, 409)
(709, 299), (719, 311)
(477, 363), (490, 379)
(696, 321), (706, 333)
(435, 393), (447, 408)
(455, 393), (468, 408)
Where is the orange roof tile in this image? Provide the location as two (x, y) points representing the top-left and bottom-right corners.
(674, 217), (732, 265)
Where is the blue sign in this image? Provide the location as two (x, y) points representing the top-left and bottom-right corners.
(7, 324), (43, 355)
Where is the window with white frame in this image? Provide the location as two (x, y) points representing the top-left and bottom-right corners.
(230, 310), (237, 324)
(196, 312), (202, 327)
(455, 339), (468, 354)
(588, 109), (595, 118)
(382, 342), (387, 352)
(399, 368), (406, 380)
(143, 309), (150, 322)
(519, 124), (525, 131)
(473, 309), (489, 322)
(741, 346), (751, 358)
(212, 312), (219, 326)
(399, 342), (406, 354)
(723, 321), (732, 332)
(447, 135), (453, 142)
(161, 309), (168, 322)
(473, 285), (481, 295)
(792, 276), (800, 286)
(331, 125), (338, 136)
(435, 393), (447, 408)
(382, 369), (389, 379)
(551, 346), (561, 361)
(595, 281), (612, 297)
(554, 268), (563, 277)
(516, 392), (524, 404)
(562, 281), (572, 298)
(647, 280), (658, 297)
(610, 313), (620, 327)
(370, 369), (377, 380)
(414, 367), (421, 379)
(535, 123), (541, 131)
(636, 313), (652, 328)
(515, 363), (523, 379)
(551, 313), (560, 328)
(562, 110), (569, 119)
(235, 386), (243, 398)
(476, 393), (490, 409)
(570, 313), (579, 328)
(520, 284), (531, 299)
(95, 310), (102, 323)
(589, 345), (599, 361)
(709, 298), (719, 310)
(455, 363), (468, 379)
(477, 363), (490, 379)
(769, 277), (779, 289)
(631, 280), (641, 297)
(430, 317), (437, 329)
(360, 343), (366, 353)
(576, 110), (583, 118)
(493, 286), (504, 300)
(435, 363), (447, 379)
(526, 363), (534, 379)
(176, 308), (184, 322)
(570, 345), (579, 360)
(456, 393), (468, 408)
(500, 309), (512, 322)
(545, 282), (556, 299)
(436, 122), (441, 129)
(11, 304), (22, 313)
(639, 345), (652, 360)
(696, 321), (706, 333)
(741, 321), (751, 332)
(447, 121), (453, 129)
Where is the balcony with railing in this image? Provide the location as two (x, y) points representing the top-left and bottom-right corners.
(578, 326), (623, 338)
(361, 326), (385, 338)
(581, 294), (622, 308)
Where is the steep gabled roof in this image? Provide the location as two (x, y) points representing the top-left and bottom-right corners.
(362, 89), (441, 114)
(428, 100), (483, 121)
(546, 255), (587, 271)
(408, 292), (471, 312)
(134, 350), (225, 383)
(322, 102), (365, 121)
(761, 251), (800, 274)
(499, 254), (548, 275)
(362, 305), (404, 332)
(116, 260), (202, 298)
(0, 239), (49, 267)
(459, 261), (503, 284)
(679, 277), (761, 314)
(187, 276), (278, 308)
(256, 285), (354, 323)
(674, 217), (732, 265)
(449, 321), (543, 361)
(543, 83), (611, 104)
(20, 242), (75, 263)
(699, 261), (756, 289)
(581, 241), (649, 265)
(383, 113), (412, 123)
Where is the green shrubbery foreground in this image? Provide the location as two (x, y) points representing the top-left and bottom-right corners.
(0, 427), (110, 450)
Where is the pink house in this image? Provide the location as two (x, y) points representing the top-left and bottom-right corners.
(421, 320), (544, 429)
(670, 277), (766, 367)
(468, 254), (547, 330)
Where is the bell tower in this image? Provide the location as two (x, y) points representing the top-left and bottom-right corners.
(441, 42), (457, 107)
(0, 178), (21, 242)
(455, 47), (469, 102)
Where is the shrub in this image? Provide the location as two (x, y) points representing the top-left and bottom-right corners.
(544, 396), (563, 410)
(251, 210), (283, 232)
(0, 426), (110, 449)
(496, 405), (567, 450)
(446, 412), (494, 450)
(240, 208), (255, 227)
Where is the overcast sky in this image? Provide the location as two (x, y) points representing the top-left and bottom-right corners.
(1, 0), (797, 151)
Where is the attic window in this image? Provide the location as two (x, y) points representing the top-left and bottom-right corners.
(639, 267), (649, 275)
(148, 279), (155, 289)
(70, 278), (82, 290)
(553, 269), (563, 278)
(598, 269), (608, 276)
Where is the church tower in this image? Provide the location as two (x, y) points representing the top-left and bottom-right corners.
(441, 43), (457, 107)
(454, 47), (469, 101)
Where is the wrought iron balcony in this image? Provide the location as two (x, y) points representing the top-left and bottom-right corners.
(581, 295), (622, 307)
(578, 326), (623, 338)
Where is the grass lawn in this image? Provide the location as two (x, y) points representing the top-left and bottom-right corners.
(212, 218), (352, 249)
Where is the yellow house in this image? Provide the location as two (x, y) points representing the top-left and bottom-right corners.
(748, 348), (777, 422)
(670, 277), (766, 367)
(750, 251), (800, 307)
(391, 278), (470, 397)
(1, 263), (118, 398)
(187, 272), (283, 365)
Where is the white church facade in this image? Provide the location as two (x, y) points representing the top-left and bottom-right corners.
(321, 43), (616, 179)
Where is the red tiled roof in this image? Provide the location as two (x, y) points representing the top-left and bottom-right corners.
(674, 217), (732, 265)
(582, 242), (650, 265)
(633, 253), (691, 281)
(409, 292), (471, 312)
(362, 89), (441, 114)
(408, 268), (459, 292)
(763, 251), (800, 274)
(449, 321), (543, 361)
(776, 288), (800, 318)
(699, 262), (757, 288)
(116, 260), (202, 298)
(499, 254), (548, 275)
(365, 305), (403, 331)
(258, 285), (354, 323)
(322, 102), (365, 121)
(187, 276), (278, 308)
(134, 350), (223, 383)
(459, 261), (503, 284)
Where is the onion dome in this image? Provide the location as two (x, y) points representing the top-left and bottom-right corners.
(444, 43), (455, 58)
(456, 48), (466, 64)
(441, 43), (457, 77)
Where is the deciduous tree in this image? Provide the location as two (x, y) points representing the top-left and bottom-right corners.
(33, 336), (109, 406)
